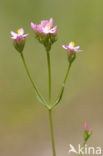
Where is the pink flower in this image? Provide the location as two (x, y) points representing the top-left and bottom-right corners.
(10, 28), (28, 53)
(10, 28), (28, 43)
(84, 123), (89, 131)
(31, 18), (57, 35)
(83, 123), (92, 142)
(62, 41), (82, 54)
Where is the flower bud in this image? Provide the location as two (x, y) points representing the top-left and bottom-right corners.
(83, 123), (92, 142)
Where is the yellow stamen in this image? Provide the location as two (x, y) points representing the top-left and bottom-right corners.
(41, 21), (43, 26)
(47, 23), (50, 30)
(17, 29), (21, 34)
(70, 41), (75, 46)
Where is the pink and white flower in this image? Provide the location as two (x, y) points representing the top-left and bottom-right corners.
(10, 28), (28, 43)
(31, 18), (57, 35)
(10, 28), (28, 53)
(62, 41), (82, 54)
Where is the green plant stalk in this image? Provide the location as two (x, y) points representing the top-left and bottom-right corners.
(49, 110), (56, 156)
(46, 51), (51, 104)
(78, 141), (86, 156)
(63, 63), (71, 84)
(20, 53), (47, 108)
(46, 50), (56, 156)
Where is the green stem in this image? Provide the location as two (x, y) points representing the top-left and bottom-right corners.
(46, 51), (51, 104)
(49, 110), (56, 156)
(20, 53), (47, 107)
(63, 63), (71, 85)
(78, 141), (86, 156)
(46, 51), (56, 155)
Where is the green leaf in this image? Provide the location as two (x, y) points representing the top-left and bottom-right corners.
(53, 86), (64, 107)
(35, 91), (48, 108)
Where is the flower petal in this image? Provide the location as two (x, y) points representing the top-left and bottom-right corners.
(31, 22), (37, 30)
(42, 26), (49, 34)
(23, 34), (29, 37)
(69, 42), (74, 48)
(74, 46), (80, 49)
(62, 45), (69, 49)
(36, 24), (43, 33)
(11, 36), (17, 39)
(50, 26), (57, 34)
(10, 31), (17, 37)
(41, 20), (48, 27)
(49, 18), (53, 27)
(19, 28), (24, 35)
(75, 49), (83, 53)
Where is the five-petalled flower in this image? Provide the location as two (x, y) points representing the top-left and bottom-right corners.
(31, 18), (57, 35)
(62, 41), (82, 54)
(10, 28), (28, 53)
(11, 28), (28, 43)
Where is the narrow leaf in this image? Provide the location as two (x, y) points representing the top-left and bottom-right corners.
(53, 86), (64, 107)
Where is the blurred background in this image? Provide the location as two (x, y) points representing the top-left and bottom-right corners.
(0, 0), (103, 155)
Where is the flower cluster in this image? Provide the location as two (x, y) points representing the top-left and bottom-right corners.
(31, 18), (57, 35)
(10, 18), (88, 156)
(31, 18), (57, 51)
(10, 18), (82, 62)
